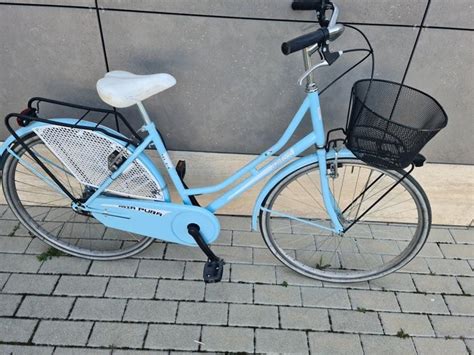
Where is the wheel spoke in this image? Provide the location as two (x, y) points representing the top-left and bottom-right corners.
(4, 136), (153, 259)
(261, 160), (429, 282)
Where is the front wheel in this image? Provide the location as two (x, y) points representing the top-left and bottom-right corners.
(259, 158), (431, 283)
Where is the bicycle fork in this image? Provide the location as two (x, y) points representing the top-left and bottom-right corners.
(316, 148), (344, 234)
(307, 91), (344, 235)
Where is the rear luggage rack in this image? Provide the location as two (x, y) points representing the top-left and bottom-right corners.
(16, 97), (143, 145)
(3, 97), (164, 202)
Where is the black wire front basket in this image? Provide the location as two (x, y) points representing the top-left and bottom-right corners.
(346, 79), (448, 169)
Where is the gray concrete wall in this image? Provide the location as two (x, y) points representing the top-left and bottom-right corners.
(0, 0), (472, 164)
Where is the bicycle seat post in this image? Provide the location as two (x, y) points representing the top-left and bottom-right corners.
(137, 101), (152, 125)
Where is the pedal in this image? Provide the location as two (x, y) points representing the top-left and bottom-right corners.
(187, 223), (224, 282)
(203, 259), (225, 283)
(176, 160), (186, 179)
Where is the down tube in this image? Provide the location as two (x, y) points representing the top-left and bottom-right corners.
(184, 96), (312, 197)
(207, 132), (318, 212)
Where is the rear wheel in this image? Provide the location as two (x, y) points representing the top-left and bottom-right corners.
(2, 135), (155, 260)
(260, 158), (431, 283)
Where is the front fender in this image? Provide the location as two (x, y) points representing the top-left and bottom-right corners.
(0, 119), (170, 201)
(251, 148), (356, 231)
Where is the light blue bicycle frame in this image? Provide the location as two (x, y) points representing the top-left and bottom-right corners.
(81, 90), (345, 234)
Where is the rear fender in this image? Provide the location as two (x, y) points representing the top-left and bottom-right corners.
(0, 124), (39, 176)
(251, 148), (356, 231)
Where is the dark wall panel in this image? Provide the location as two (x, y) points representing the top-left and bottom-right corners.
(0, 5), (106, 132)
(0, 0), (472, 164)
(405, 28), (474, 165)
(100, 11), (418, 154)
(426, 0), (473, 29)
(98, 0), (427, 25)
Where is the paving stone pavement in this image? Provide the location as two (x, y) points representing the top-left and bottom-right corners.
(0, 209), (472, 354)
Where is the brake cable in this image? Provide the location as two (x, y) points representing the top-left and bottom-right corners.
(318, 24), (375, 96)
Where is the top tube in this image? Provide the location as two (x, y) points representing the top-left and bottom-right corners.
(183, 94), (316, 197)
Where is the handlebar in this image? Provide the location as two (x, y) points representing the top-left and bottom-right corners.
(291, 0), (324, 10)
(282, 0), (343, 55)
(282, 28), (329, 55)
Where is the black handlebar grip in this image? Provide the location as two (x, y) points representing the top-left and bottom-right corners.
(281, 28), (329, 55)
(291, 0), (322, 10)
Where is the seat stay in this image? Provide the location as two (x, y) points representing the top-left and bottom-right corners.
(82, 134), (155, 206)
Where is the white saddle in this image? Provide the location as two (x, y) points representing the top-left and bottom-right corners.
(96, 70), (176, 108)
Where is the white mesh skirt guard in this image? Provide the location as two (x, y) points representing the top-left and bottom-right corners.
(33, 125), (165, 201)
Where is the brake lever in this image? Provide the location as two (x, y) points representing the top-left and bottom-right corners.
(328, 3), (339, 28)
(298, 45), (344, 86)
(321, 43), (343, 65)
(298, 59), (329, 86)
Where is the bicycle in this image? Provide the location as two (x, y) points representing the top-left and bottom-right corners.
(0, 0), (447, 283)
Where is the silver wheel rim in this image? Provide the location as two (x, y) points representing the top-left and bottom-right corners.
(261, 159), (430, 283)
(3, 135), (155, 260)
